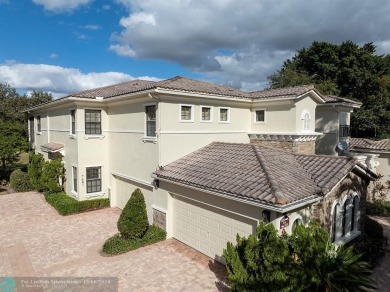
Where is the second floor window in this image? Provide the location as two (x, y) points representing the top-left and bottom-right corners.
(201, 106), (212, 121)
(85, 110), (101, 135)
(255, 110), (265, 122)
(37, 116), (41, 132)
(146, 105), (156, 137)
(70, 109), (76, 135)
(181, 105), (193, 121)
(219, 108), (230, 122)
(303, 112), (310, 131)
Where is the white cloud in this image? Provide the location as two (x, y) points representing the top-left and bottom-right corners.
(83, 24), (101, 30)
(32, 0), (93, 13)
(102, 4), (110, 10)
(49, 53), (58, 59)
(0, 63), (160, 97)
(111, 0), (390, 90)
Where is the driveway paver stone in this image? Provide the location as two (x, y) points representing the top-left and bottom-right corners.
(0, 192), (228, 291)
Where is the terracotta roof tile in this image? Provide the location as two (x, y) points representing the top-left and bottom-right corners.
(323, 95), (362, 105)
(349, 138), (389, 151)
(249, 85), (316, 99)
(154, 142), (361, 206)
(40, 142), (64, 152)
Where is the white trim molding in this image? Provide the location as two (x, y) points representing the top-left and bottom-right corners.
(218, 107), (230, 123)
(111, 171), (153, 189)
(249, 132), (322, 142)
(200, 105), (213, 123)
(179, 104), (195, 122)
(254, 108), (266, 124)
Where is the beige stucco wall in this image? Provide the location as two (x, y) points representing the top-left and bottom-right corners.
(250, 101), (295, 132)
(294, 94), (318, 132)
(316, 106), (339, 155)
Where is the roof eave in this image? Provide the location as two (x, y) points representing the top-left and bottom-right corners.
(154, 88), (252, 102)
(152, 174), (322, 213)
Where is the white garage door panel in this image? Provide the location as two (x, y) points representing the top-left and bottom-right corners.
(173, 195), (255, 263)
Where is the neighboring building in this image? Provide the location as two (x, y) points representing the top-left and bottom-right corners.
(25, 76), (376, 263)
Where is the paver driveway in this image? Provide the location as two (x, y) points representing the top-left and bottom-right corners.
(0, 192), (228, 291)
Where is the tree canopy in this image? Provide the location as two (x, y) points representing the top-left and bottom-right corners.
(268, 41), (390, 139)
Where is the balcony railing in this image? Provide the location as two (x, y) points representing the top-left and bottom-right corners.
(339, 125), (351, 137)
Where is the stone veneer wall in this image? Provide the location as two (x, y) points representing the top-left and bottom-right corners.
(153, 208), (166, 230)
(310, 172), (369, 232)
(250, 139), (315, 155)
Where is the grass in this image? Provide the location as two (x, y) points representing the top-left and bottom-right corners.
(102, 225), (167, 256)
(44, 192), (110, 215)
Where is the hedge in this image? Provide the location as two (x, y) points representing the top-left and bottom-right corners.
(44, 192), (110, 215)
(366, 201), (390, 217)
(102, 225), (166, 256)
(9, 169), (33, 192)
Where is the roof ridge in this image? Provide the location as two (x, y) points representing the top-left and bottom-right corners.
(252, 145), (287, 205)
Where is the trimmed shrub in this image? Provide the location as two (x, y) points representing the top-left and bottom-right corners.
(44, 192), (109, 215)
(102, 225), (166, 256)
(117, 188), (149, 239)
(366, 201), (390, 217)
(9, 169), (33, 192)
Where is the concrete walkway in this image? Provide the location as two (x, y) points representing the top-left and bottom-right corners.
(0, 192), (228, 291)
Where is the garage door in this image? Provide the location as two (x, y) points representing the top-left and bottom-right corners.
(172, 195), (256, 263)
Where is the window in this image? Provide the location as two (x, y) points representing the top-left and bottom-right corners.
(332, 204), (339, 242)
(145, 105), (156, 137)
(72, 166), (78, 192)
(85, 110), (101, 135)
(219, 107), (230, 122)
(86, 167), (101, 193)
(255, 110), (265, 123)
(339, 112), (348, 125)
(70, 109), (76, 135)
(180, 105), (194, 122)
(36, 116), (41, 132)
(303, 112), (310, 131)
(332, 194), (360, 244)
(201, 106), (212, 122)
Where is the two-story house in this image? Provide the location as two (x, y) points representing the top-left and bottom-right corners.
(26, 76), (376, 263)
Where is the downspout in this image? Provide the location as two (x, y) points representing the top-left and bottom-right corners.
(148, 93), (162, 167)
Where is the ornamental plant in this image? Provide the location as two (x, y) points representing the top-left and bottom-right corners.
(117, 188), (149, 239)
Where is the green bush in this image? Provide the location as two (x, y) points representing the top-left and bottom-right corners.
(41, 159), (65, 193)
(9, 169), (33, 192)
(117, 188), (149, 239)
(366, 201), (390, 217)
(44, 192), (110, 215)
(28, 152), (45, 191)
(102, 225), (166, 256)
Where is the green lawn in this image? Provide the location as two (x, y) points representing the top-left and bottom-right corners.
(18, 152), (29, 164)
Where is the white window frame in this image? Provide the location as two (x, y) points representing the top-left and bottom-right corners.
(36, 115), (41, 134)
(200, 106), (213, 123)
(85, 109), (102, 135)
(72, 165), (78, 195)
(69, 109), (76, 136)
(301, 110), (311, 131)
(218, 107), (230, 123)
(86, 166), (102, 194)
(339, 112), (349, 126)
(331, 192), (361, 245)
(179, 104), (194, 122)
(254, 108), (266, 123)
(143, 103), (157, 142)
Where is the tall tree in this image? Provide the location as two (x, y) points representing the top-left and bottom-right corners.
(0, 122), (27, 170)
(268, 41), (390, 138)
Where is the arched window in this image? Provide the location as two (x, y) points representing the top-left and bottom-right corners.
(292, 218), (303, 232)
(303, 112), (310, 131)
(351, 196), (359, 232)
(332, 203), (339, 242)
(342, 200), (348, 236)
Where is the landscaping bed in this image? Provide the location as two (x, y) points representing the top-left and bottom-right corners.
(102, 225), (166, 256)
(44, 192), (110, 215)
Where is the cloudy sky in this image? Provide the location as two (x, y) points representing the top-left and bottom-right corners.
(1, 0), (390, 97)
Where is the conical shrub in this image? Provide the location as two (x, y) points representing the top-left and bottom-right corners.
(117, 188), (149, 239)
